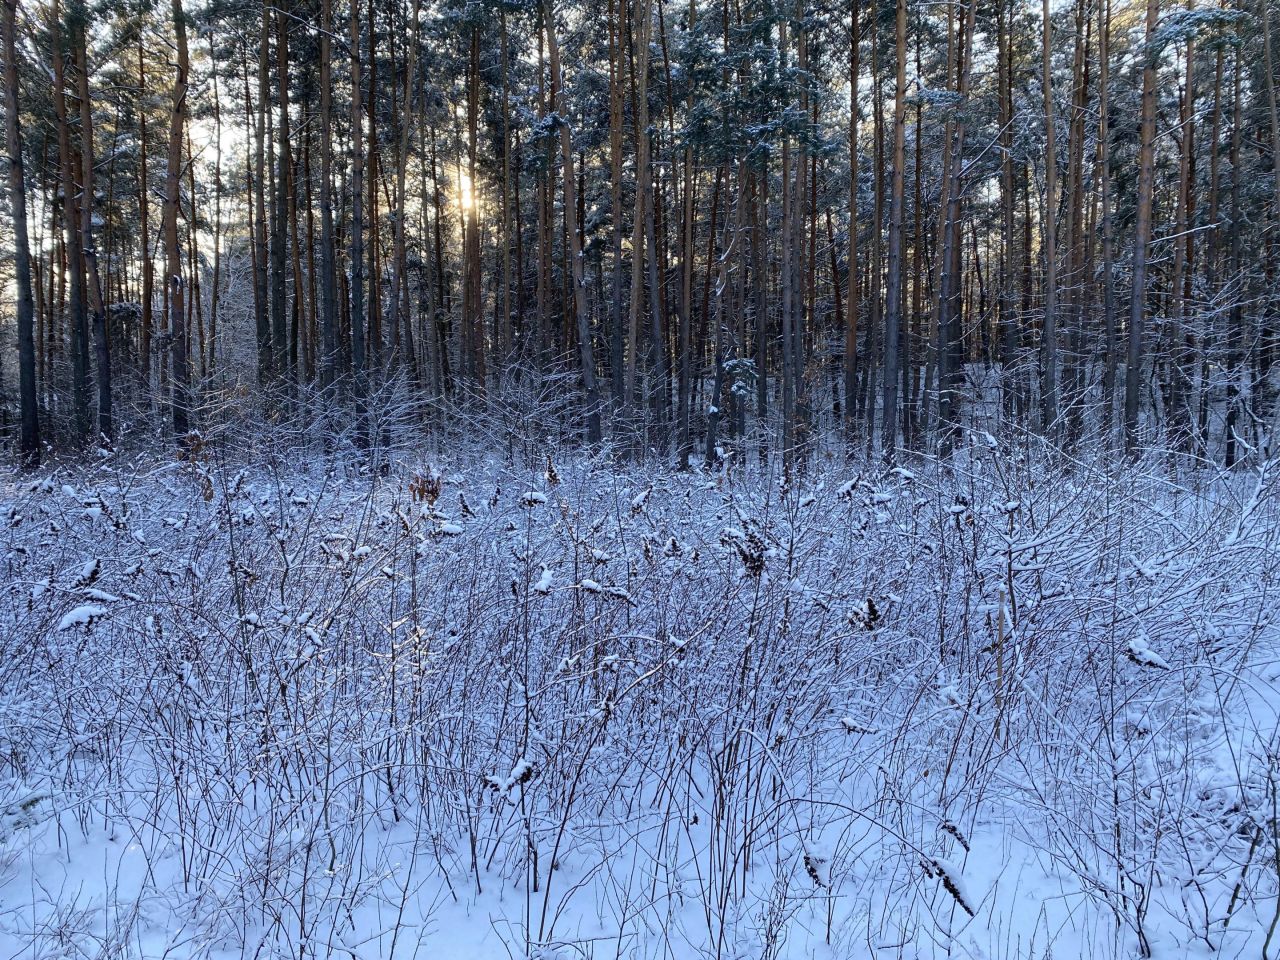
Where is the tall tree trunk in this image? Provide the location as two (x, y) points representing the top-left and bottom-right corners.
(608, 0), (626, 405)
(863, 14), (883, 441)
(751, 171), (767, 422)
(626, 0), (654, 439)
(1258, 0), (1280, 428)
(1098, 0), (1117, 442)
(73, 9), (111, 440)
(319, 0), (338, 394)
(1168, 16), (1196, 448)
(535, 17), (550, 369)
(499, 9), (513, 373)
(253, 7), (271, 382)
(791, 2), (809, 461)
(208, 32), (222, 375)
(365, 0), (381, 370)
(1126, 0), (1159, 452)
(350, 0), (368, 445)
(706, 164), (745, 465)
(881, 0), (907, 458)
(546, 0), (603, 444)
(998, 0), (1018, 419)
(50, 0), (90, 440)
(676, 0), (696, 468)
(162, 0), (191, 440)
(271, 2), (290, 383)
(387, 0), (421, 379)
(845, 0), (860, 430)
(1040, 0), (1059, 434)
(468, 28), (485, 388)
(936, 0), (975, 449)
(138, 36), (154, 395)
(1060, 0), (1088, 443)
(1225, 47), (1244, 465)
(780, 16), (796, 464)
(3, 0), (39, 463)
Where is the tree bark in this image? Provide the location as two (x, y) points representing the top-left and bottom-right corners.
(881, 0), (907, 459)
(845, 0), (860, 431)
(350, 0), (369, 445)
(73, 9), (111, 440)
(1040, 0), (1059, 434)
(50, 0), (91, 440)
(3, 0), (39, 463)
(1125, 0), (1159, 452)
(162, 0), (191, 440)
(319, 0), (337, 393)
(546, 0), (603, 444)
(1098, 0), (1117, 442)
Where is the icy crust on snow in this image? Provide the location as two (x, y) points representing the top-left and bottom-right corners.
(1, 446), (1278, 959)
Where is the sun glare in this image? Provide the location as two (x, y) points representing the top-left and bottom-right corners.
(457, 170), (476, 214)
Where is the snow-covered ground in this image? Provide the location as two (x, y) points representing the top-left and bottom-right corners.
(2, 436), (1278, 959)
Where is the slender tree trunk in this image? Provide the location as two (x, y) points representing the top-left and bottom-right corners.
(1206, 44), (1223, 455)
(1226, 48), (1244, 465)
(780, 17), (796, 464)
(387, 0), (421, 379)
(270, 2), (290, 383)
(1169, 16), (1196, 448)
(319, 0), (338, 394)
(464, 26), (485, 390)
(253, 8), (271, 382)
(626, 0), (653, 440)
(73, 11), (111, 440)
(499, 10), (513, 373)
(162, 0), (191, 440)
(881, 0), (907, 459)
(706, 164), (745, 465)
(535, 18), (550, 370)
(3, 0), (39, 463)
(791, 2), (810, 461)
(1258, 0), (1280, 427)
(864, 17), (883, 441)
(50, 0), (91, 440)
(138, 37), (154, 394)
(365, 0), (381, 370)
(608, 0), (626, 405)
(208, 32), (222, 374)
(845, 0), (860, 431)
(1040, 0), (1059, 434)
(676, 0), (696, 468)
(1061, 0), (1088, 443)
(998, 0), (1017, 418)
(546, 0), (602, 444)
(350, 0), (368, 445)
(1098, 0), (1117, 442)
(936, 0), (975, 449)
(751, 171), (767, 422)
(1126, 0), (1159, 452)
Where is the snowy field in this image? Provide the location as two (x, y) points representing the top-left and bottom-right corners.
(2, 436), (1279, 959)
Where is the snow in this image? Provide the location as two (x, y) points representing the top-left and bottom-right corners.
(1127, 635), (1171, 669)
(56, 604), (107, 631)
(533, 564), (554, 594)
(72, 557), (100, 587)
(2, 444), (1278, 960)
(929, 857), (977, 918)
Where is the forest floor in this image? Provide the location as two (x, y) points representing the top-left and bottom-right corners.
(1, 431), (1279, 959)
